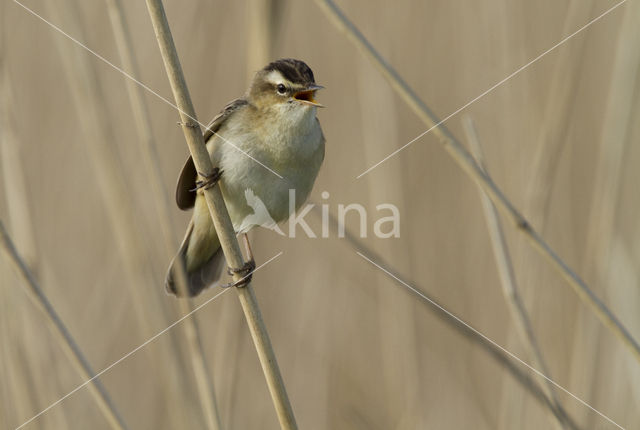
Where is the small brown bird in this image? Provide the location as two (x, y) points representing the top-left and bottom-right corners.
(166, 59), (325, 297)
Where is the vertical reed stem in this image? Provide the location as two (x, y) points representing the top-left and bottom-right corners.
(104, 1), (222, 427)
(246, 0), (281, 79)
(144, 1), (297, 428)
(463, 117), (569, 430)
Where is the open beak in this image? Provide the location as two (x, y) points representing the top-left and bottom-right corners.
(293, 84), (325, 107)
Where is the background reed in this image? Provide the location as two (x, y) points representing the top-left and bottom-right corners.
(463, 117), (567, 430)
(1, 0), (639, 428)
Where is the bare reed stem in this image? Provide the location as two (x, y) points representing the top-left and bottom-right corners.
(44, 0), (160, 339)
(569, 2), (640, 414)
(314, 0), (640, 362)
(0, 221), (128, 430)
(144, 1), (297, 428)
(0, 44), (70, 428)
(45, 2), (200, 425)
(463, 117), (569, 430)
(310, 207), (581, 430)
(104, 1), (222, 427)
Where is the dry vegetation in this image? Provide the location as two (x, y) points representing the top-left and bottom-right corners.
(2, 0), (640, 429)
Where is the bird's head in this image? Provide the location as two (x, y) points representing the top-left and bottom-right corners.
(248, 59), (324, 113)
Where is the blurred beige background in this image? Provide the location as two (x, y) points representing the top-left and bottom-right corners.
(2, 0), (639, 429)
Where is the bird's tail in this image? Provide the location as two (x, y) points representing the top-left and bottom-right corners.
(165, 219), (226, 297)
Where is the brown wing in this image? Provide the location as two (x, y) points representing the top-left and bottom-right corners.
(175, 98), (249, 210)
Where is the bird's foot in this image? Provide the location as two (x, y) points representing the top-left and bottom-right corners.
(191, 168), (223, 192)
(222, 259), (256, 288)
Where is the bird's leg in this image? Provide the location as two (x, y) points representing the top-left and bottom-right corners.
(192, 168), (223, 192)
(222, 260), (256, 288)
(221, 234), (256, 288)
(241, 233), (255, 264)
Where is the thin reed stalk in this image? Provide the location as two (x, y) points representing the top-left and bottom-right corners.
(583, 1), (640, 295)
(310, 206), (582, 430)
(0, 221), (128, 430)
(463, 117), (569, 430)
(46, 1), (197, 426)
(45, 0), (160, 339)
(0, 55), (37, 271)
(144, 1), (297, 428)
(0, 40), (57, 427)
(1, 55), (79, 429)
(510, 3), (593, 423)
(570, 1), (640, 418)
(356, 54), (421, 416)
(246, 0), (282, 80)
(526, 0), (594, 228)
(314, 0), (640, 362)
(104, 1), (222, 428)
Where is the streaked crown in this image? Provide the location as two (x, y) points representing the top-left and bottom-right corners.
(249, 58), (316, 99)
(263, 58), (315, 85)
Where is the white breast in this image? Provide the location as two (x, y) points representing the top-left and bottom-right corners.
(210, 105), (324, 233)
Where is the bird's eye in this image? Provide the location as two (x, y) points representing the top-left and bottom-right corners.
(276, 84), (286, 95)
